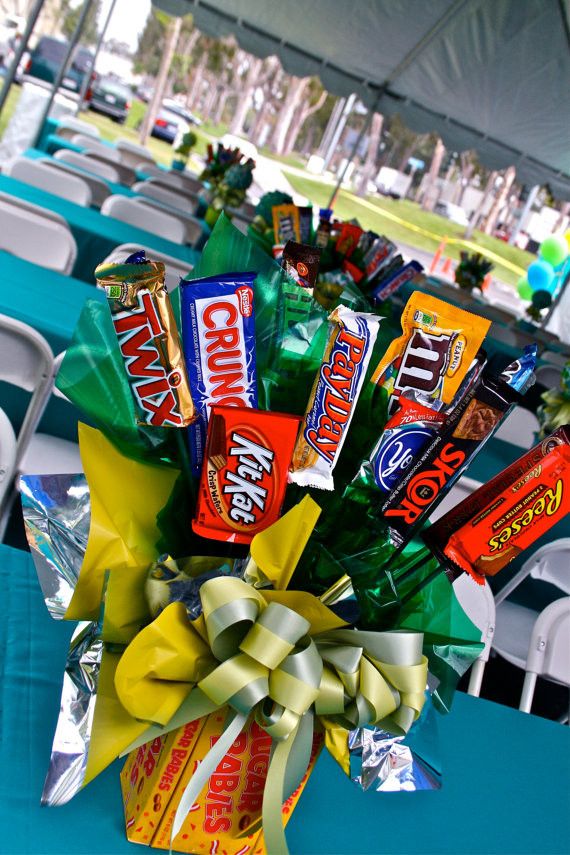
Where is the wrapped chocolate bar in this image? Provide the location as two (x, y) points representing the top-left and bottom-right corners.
(289, 306), (381, 490)
(180, 272), (258, 476)
(272, 203), (301, 245)
(193, 405), (301, 543)
(281, 240), (321, 290)
(425, 425), (570, 583)
(370, 259), (424, 302)
(95, 252), (195, 427)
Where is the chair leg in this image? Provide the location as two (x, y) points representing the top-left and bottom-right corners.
(467, 659), (486, 697)
(519, 671), (538, 713)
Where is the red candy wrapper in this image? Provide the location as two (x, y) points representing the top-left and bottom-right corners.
(192, 405), (302, 543)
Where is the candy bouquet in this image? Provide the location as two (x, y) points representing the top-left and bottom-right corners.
(200, 142), (256, 227)
(22, 215), (570, 855)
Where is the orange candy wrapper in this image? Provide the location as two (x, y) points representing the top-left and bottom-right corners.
(425, 426), (570, 583)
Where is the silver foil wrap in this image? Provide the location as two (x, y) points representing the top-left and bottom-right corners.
(349, 694), (441, 791)
(21, 474), (90, 619)
(41, 620), (103, 805)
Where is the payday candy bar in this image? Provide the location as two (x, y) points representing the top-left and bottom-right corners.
(378, 370), (521, 546)
(180, 272), (258, 476)
(371, 292), (491, 415)
(193, 405), (301, 543)
(289, 306), (380, 490)
(96, 253), (195, 427)
(282, 240), (321, 290)
(425, 426), (570, 584)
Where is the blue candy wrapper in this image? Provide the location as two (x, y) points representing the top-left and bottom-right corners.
(370, 260), (424, 302)
(500, 343), (538, 393)
(180, 272), (258, 476)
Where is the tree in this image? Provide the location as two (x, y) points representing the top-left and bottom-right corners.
(61, 0), (102, 46)
(482, 166), (516, 235)
(133, 10), (167, 77)
(269, 74), (308, 154)
(356, 111), (383, 197)
(139, 15), (182, 145)
(421, 137), (445, 210)
(229, 54), (263, 135)
(281, 78), (327, 155)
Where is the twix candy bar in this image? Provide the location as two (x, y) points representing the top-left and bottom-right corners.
(425, 426), (570, 584)
(95, 251), (195, 427)
(193, 405), (301, 543)
(180, 272), (258, 476)
(289, 306), (381, 491)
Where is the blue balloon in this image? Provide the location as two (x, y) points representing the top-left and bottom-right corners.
(527, 259), (555, 292)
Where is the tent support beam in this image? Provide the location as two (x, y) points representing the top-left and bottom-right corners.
(76, 0), (119, 113)
(0, 0), (46, 119)
(326, 0), (469, 207)
(31, 0), (95, 149)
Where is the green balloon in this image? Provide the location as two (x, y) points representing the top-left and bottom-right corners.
(517, 276), (533, 300)
(540, 235), (568, 268)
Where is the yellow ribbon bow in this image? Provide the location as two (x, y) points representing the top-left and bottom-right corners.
(115, 574), (427, 854)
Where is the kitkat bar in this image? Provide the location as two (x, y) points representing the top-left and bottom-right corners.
(96, 253), (195, 428)
(424, 426), (570, 583)
(193, 405), (302, 544)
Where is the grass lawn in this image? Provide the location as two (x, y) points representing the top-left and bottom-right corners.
(282, 170), (533, 287)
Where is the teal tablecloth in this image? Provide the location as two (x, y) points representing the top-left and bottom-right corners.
(0, 541), (568, 854)
(0, 174), (199, 283)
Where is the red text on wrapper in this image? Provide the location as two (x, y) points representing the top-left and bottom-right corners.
(113, 289), (183, 426)
(199, 289), (254, 410)
(305, 326), (368, 462)
(385, 442), (466, 523)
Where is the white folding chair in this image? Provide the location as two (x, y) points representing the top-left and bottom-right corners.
(44, 159), (111, 209)
(0, 190), (68, 229)
(534, 363), (563, 389)
(453, 574), (496, 696)
(428, 474), (483, 522)
(230, 214), (250, 235)
(151, 171), (202, 194)
(0, 315), (54, 537)
(70, 134), (122, 162)
(134, 198), (204, 246)
(84, 151), (136, 186)
(0, 406), (17, 536)
(116, 139), (156, 170)
(100, 195), (186, 243)
(101, 243), (193, 292)
(519, 598), (570, 715)
(4, 157), (92, 206)
(54, 149), (120, 183)
(56, 117), (100, 141)
(0, 199), (77, 274)
(493, 406), (539, 448)
(142, 177), (201, 209)
(132, 179), (199, 214)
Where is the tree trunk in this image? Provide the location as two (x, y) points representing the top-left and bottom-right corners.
(250, 98), (272, 146)
(282, 88), (327, 156)
(464, 170), (497, 237)
(397, 141), (417, 173)
(186, 50), (207, 109)
(200, 78), (219, 122)
(269, 76), (308, 155)
(356, 112), (383, 197)
(212, 87), (232, 126)
(229, 56), (263, 135)
(482, 166), (516, 235)
(421, 137), (445, 211)
(553, 201), (570, 232)
(139, 16), (182, 145)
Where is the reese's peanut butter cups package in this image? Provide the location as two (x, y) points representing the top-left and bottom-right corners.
(425, 426), (570, 584)
(289, 306), (381, 491)
(180, 272), (258, 476)
(371, 292), (491, 414)
(193, 405), (301, 543)
(96, 251), (195, 428)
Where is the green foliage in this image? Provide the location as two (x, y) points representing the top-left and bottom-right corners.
(133, 10), (166, 76)
(61, 0), (102, 46)
(174, 130), (198, 161)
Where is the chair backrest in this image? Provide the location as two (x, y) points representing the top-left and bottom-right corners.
(494, 406), (539, 448)
(135, 162), (167, 180)
(4, 158), (92, 207)
(154, 172), (202, 194)
(527, 539), (570, 594)
(56, 117), (100, 141)
(0, 199), (77, 274)
(534, 363), (563, 389)
(525, 597), (570, 683)
(0, 404), (17, 530)
(102, 243), (193, 292)
(116, 140), (156, 169)
(134, 198), (203, 246)
(44, 159), (111, 209)
(541, 350), (568, 368)
(83, 150), (136, 185)
(0, 189), (68, 229)
(237, 200), (257, 220)
(230, 214), (250, 235)
(132, 179), (193, 214)
(71, 134), (122, 162)
(145, 177), (201, 208)
(54, 148), (120, 183)
(100, 195), (186, 243)
(0, 314), (54, 465)
(453, 575), (496, 663)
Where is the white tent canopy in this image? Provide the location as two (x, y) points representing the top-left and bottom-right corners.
(153, 0), (570, 199)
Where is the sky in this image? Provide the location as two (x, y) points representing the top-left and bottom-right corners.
(99, 0), (151, 51)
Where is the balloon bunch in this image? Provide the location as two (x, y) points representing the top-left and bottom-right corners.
(517, 232), (570, 317)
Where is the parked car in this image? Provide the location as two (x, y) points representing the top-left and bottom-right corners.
(161, 98), (201, 126)
(151, 101), (198, 144)
(433, 200), (469, 227)
(89, 76), (132, 123)
(24, 37), (94, 95)
(0, 13), (24, 67)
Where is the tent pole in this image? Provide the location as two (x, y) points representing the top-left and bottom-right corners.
(31, 0), (95, 148)
(76, 0), (118, 114)
(327, 94), (378, 208)
(0, 0), (46, 119)
(322, 93), (355, 174)
(508, 184), (539, 246)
